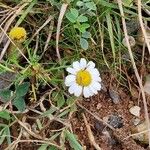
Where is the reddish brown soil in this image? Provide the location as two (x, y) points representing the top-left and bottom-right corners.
(70, 78), (149, 150)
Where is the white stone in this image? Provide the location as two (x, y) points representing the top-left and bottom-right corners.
(144, 75), (150, 95)
(129, 106), (141, 117)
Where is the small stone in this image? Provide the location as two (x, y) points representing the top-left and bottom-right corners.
(80, 126), (83, 131)
(144, 74), (150, 95)
(96, 103), (102, 110)
(109, 89), (120, 104)
(102, 130), (120, 147)
(122, 36), (136, 47)
(130, 87), (139, 99)
(122, 53), (130, 61)
(107, 115), (123, 128)
(94, 121), (105, 133)
(132, 118), (141, 126)
(84, 98), (91, 102)
(129, 106), (141, 117)
(131, 121), (149, 144)
(137, 27), (150, 46)
(103, 116), (109, 123)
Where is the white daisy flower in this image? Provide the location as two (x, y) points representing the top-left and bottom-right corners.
(65, 58), (102, 98)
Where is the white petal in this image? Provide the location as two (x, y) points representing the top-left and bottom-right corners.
(87, 61), (95, 69)
(89, 84), (98, 94)
(83, 87), (93, 98)
(72, 61), (81, 71)
(73, 84), (82, 97)
(66, 67), (77, 75)
(88, 68), (100, 76)
(65, 75), (76, 86)
(68, 83), (77, 94)
(91, 81), (102, 91)
(80, 58), (87, 69)
(91, 74), (101, 82)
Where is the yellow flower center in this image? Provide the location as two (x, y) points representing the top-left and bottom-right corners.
(76, 70), (92, 86)
(9, 27), (26, 43)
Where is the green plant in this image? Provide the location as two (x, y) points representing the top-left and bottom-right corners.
(66, 0), (96, 50)
(0, 110), (13, 145)
(0, 82), (30, 112)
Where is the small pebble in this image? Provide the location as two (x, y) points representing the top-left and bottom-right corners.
(96, 103), (102, 110)
(109, 89), (120, 104)
(80, 126), (83, 131)
(132, 118), (141, 126)
(122, 53), (130, 61)
(94, 121), (105, 133)
(144, 74), (150, 95)
(103, 116), (109, 123)
(84, 98), (91, 102)
(131, 121), (149, 144)
(103, 130), (120, 147)
(107, 114), (123, 128)
(122, 36), (136, 47)
(129, 106), (141, 117)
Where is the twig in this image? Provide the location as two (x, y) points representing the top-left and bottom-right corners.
(56, 3), (68, 64)
(77, 102), (115, 130)
(13, 114), (43, 140)
(31, 15), (53, 43)
(4, 128), (23, 150)
(83, 113), (102, 150)
(7, 139), (62, 149)
(43, 19), (54, 52)
(137, 0), (150, 54)
(117, 0), (150, 148)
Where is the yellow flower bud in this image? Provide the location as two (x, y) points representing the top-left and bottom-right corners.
(9, 27), (26, 43)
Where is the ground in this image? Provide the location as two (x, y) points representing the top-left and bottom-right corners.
(0, 0), (150, 150)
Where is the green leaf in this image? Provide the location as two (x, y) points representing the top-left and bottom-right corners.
(66, 8), (79, 23)
(48, 146), (58, 150)
(78, 23), (90, 33)
(65, 130), (82, 150)
(76, 1), (84, 7)
(12, 97), (26, 112)
(80, 38), (88, 50)
(122, 0), (133, 7)
(38, 144), (48, 150)
(16, 82), (30, 97)
(85, 2), (96, 10)
(83, 0), (90, 2)
(5, 127), (11, 144)
(42, 106), (57, 117)
(66, 97), (77, 112)
(0, 110), (10, 120)
(0, 128), (6, 145)
(53, 92), (65, 108)
(0, 89), (12, 102)
(77, 15), (88, 23)
(106, 13), (115, 61)
(82, 31), (91, 39)
(0, 126), (11, 145)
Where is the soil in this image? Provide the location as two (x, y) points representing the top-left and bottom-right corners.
(70, 71), (150, 150)
(1, 73), (150, 150)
